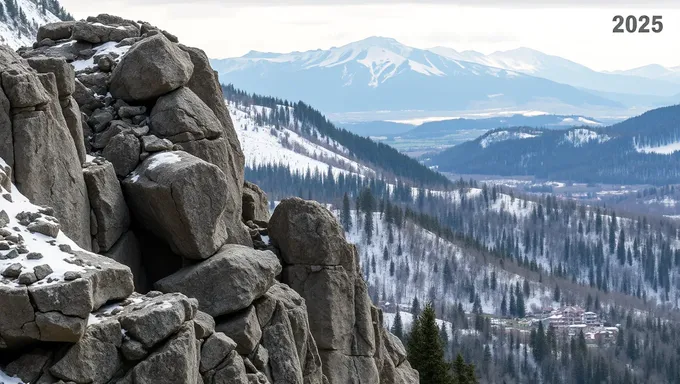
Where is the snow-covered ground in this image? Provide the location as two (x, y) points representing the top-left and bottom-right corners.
(480, 130), (540, 148)
(344, 209), (555, 316)
(0, 0), (60, 49)
(229, 100), (374, 178)
(635, 141), (680, 155)
(383, 311), (453, 336)
(563, 129), (610, 147)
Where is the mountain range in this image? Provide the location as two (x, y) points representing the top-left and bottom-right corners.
(211, 37), (680, 117)
(428, 104), (680, 185)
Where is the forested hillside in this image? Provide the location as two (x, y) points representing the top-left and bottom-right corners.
(224, 84), (451, 187)
(429, 105), (680, 185)
(232, 85), (680, 383)
(0, 0), (72, 48)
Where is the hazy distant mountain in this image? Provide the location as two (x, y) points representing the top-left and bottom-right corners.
(430, 46), (680, 97)
(428, 104), (680, 185)
(211, 37), (622, 114)
(608, 64), (680, 84)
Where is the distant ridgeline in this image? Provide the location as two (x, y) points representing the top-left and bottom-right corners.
(0, 0), (73, 46)
(429, 105), (680, 185)
(223, 84), (452, 188)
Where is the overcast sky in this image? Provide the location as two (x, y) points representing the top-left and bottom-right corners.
(59, 0), (680, 71)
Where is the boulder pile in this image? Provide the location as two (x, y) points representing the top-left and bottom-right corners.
(0, 14), (419, 384)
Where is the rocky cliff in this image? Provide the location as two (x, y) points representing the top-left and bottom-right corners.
(0, 15), (418, 384)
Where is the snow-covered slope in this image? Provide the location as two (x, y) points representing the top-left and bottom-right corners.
(480, 130), (541, 148)
(0, 0), (67, 49)
(228, 100), (374, 177)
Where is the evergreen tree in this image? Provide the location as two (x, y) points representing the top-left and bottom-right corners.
(407, 304), (454, 384)
(341, 192), (352, 232)
(617, 229), (626, 265)
(453, 353), (478, 384)
(553, 285), (561, 303)
(391, 309), (404, 341)
(411, 297), (421, 316)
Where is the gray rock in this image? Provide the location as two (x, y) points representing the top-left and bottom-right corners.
(142, 134), (173, 152)
(97, 55), (114, 72)
(35, 311), (87, 342)
(29, 250), (134, 318)
(172, 137), (250, 247)
(0, 86), (12, 171)
(129, 322), (199, 384)
(88, 108), (114, 132)
(121, 338), (149, 361)
(200, 332), (237, 373)
(0, 209), (8, 227)
(17, 271), (38, 285)
(203, 350), (248, 384)
(2, 263), (23, 278)
(109, 34), (193, 102)
(150, 87), (222, 142)
(261, 303), (304, 384)
(33, 264), (53, 280)
(0, 286), (35, 347)
(4, 348), (52, 383)
(11, 67), (91, 249)
(155, 244), (281, 317)
(122, 151), (230, 259)
(215, 306), (262, 355)
(320, 352), (379, 384)
(283, 265), (355, 353)
(49, 322), (123, 383)
(180, 45), (245, 194)
(71, 20), (140, 44)
(118, 105), (146, 118)
(269, 198), (356, 268)
(27, 218), (60, 238)
(77, 70), (110, 95)
(193, 310), (215, 339)
(243, 181), (270, 223)
(102, 132), (141, 177)
(0, 67), (50, 109)
(104, 231), (147, 292)
(83, 161), (130, 251)
(92, 121), (125, 149)
(37, 21), (75, 41)
(73, 79), (104, 115)
(118, 293), (191, 348)
(26, 56), (75, 97)
(60, 96), (87, 164)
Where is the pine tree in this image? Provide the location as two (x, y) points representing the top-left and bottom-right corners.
(500, 293), (507, 317)
(407, 303), (454, 384)
(411, 297), (420, 316)
(617, 229), (626, 265)
(341, 192), (352, 232)
(553, 285), (561, 303)
(453, 353), (478, 384)
(391, 309), (404, 341)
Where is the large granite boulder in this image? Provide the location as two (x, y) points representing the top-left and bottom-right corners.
(155, 244), (281, 317)
(180, 45), (245, 192)
(83, 161), (130, 251)
(109, 34), (193, 102)
(71, 19), (140, 44)
(269, 198), (355, 269)
(122, 151), (230, 259)
(243, 181), (270, 223)
(150, 86), (222, 142)
(1, 46), (91, 249)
